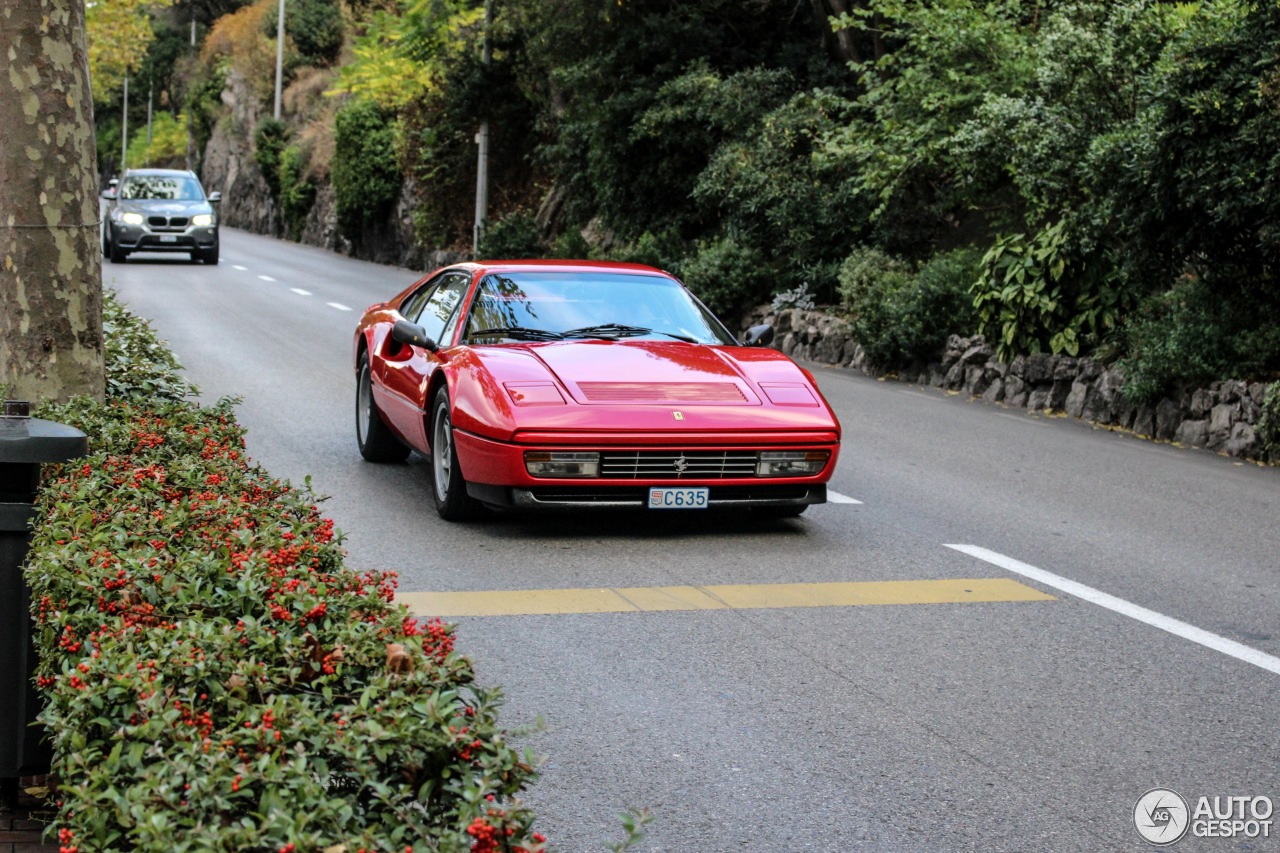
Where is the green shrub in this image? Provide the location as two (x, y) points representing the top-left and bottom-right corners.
(549, 228), (591, 260)
(1259, 382), (1280, 463)
(477, 211), (543, 259)
(29, 300), (544, 852)
(101, 291), (197, 403)
(287, 0), (345, 66)
(837, 245), (913, 317)
(677, 236), (771, 318)
(971, 222), (1073, 360)
(332, 100), (401, 243)
(1119, 276), (1280, 404)
(608, 230), (685, 272)
(279, 145), (317, 241)
(253, 117), (289, 201)
(838, 247), (980, 368)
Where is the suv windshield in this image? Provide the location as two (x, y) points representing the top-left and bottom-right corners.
(120, 175), (205, 201)
(465, 272), (736, 345)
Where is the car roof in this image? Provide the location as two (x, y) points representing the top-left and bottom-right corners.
(123, 169), (198, 178)
(462, 260), (672, 277)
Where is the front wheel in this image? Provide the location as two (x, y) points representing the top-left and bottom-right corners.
(429, 385), (482, 521)
(107, 227), (127, 263)
(355, 352), (410, 463)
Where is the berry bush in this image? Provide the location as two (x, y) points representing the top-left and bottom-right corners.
(27, 294), (543, 852)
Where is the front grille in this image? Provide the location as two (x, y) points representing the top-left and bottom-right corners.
(147, 216), (189, 231)
(599, 450), (757, 479)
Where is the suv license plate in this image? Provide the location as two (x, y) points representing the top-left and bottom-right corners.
(648, 487), (709, 509)
(159, 235), (177, 243)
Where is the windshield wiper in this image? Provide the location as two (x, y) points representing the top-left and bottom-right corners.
(562, 323), (699, 343)
(469, 326), (565, 341)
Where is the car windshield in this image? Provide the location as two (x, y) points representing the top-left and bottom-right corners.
(465, 272), (736, 345)
(120, 175), (205, 201)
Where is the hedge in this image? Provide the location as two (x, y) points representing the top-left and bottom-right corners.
(27, 293), (544, 852)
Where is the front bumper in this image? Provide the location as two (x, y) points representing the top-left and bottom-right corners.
(112, 224), (217, 252)
(455, 428), (838, 511)
(468, 482), (827, 510)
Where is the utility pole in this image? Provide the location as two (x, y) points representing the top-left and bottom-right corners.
(273, 0), (285, 120)
(121, 75), (128, 172)
(187, 4), (196, 171)
(472, 0), (492, 256)
(146, 83), (153, 164)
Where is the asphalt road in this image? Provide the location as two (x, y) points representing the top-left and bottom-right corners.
(106, 229), (1280, 852)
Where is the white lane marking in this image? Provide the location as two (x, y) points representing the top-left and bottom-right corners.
(290, 288), (312, 296)
(946, 544), (1280, 676)
(327, 302), (352, 312)
(259, 275), (277, 282)
(232, 265), (248, 271)
(899, 390), (941, 401)
(827, 490), (863, 505)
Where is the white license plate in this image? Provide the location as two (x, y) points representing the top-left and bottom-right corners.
(159, 235), (177, 243)
(647, 486), (709, 509)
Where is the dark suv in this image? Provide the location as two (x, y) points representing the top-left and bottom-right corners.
(101, 168), (222, 265)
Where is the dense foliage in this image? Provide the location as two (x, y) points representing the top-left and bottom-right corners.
(28, 294), (544, 851)
(332, 99), (402, 245)
(110, 0), (1280, 394)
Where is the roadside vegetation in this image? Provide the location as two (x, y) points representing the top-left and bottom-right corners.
(94, 0), (1280, 400)
(29, 294), (544, 851)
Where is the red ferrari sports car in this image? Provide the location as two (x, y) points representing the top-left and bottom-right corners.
(353, 260), (842, 520)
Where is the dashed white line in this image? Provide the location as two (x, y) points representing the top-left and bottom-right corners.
(259, 275), (277, 282)
(232, 265), (248, 271)
(327, 302), (352, 312)
(946, 544), (1280, 677)
(290, 288), (311, 296)
(827, 490), (863, 505)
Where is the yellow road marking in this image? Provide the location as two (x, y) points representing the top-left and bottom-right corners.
(398, 578), (1053, 617)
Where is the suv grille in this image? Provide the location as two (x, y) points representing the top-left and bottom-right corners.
(147, 216), (189, 231)
(599, 450), (757, 479)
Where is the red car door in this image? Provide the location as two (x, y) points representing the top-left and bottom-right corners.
(376, 271), (471, 448)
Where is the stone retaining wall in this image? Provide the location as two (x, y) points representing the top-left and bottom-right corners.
(742, 306), (1273, 460)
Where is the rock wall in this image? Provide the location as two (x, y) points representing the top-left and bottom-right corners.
(200, 72), (433, 271)
(743, 306), (1274, 461)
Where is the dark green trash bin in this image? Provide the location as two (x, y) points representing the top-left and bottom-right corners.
(0, 401), (87, 783)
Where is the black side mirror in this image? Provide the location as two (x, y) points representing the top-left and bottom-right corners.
(391, 319), (438, 352)
(742, 324), (775, 348)
(207, 191), (222, 203)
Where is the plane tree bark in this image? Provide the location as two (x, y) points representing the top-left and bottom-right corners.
(0, 0), (104, 404)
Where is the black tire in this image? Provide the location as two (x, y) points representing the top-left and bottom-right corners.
(107, 227), (127, 264)
(198, 242), (220, 265)
(428, 385), (482, 521)
(355, 352), (410, 463)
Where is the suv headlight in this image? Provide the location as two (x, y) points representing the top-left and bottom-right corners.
(192, 214), (214, 227)
(120, 212), (144, 225)
(756, 450), (829, 477)
(524, 451), (600, 478)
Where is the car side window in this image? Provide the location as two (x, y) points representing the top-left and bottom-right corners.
(400, 275), (444, 324)
(416, 272), (471, 345)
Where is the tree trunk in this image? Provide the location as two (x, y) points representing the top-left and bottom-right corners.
(0, 0), (104, 405)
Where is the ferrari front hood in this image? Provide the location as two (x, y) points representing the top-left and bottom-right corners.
(528, 340), (762, 406)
